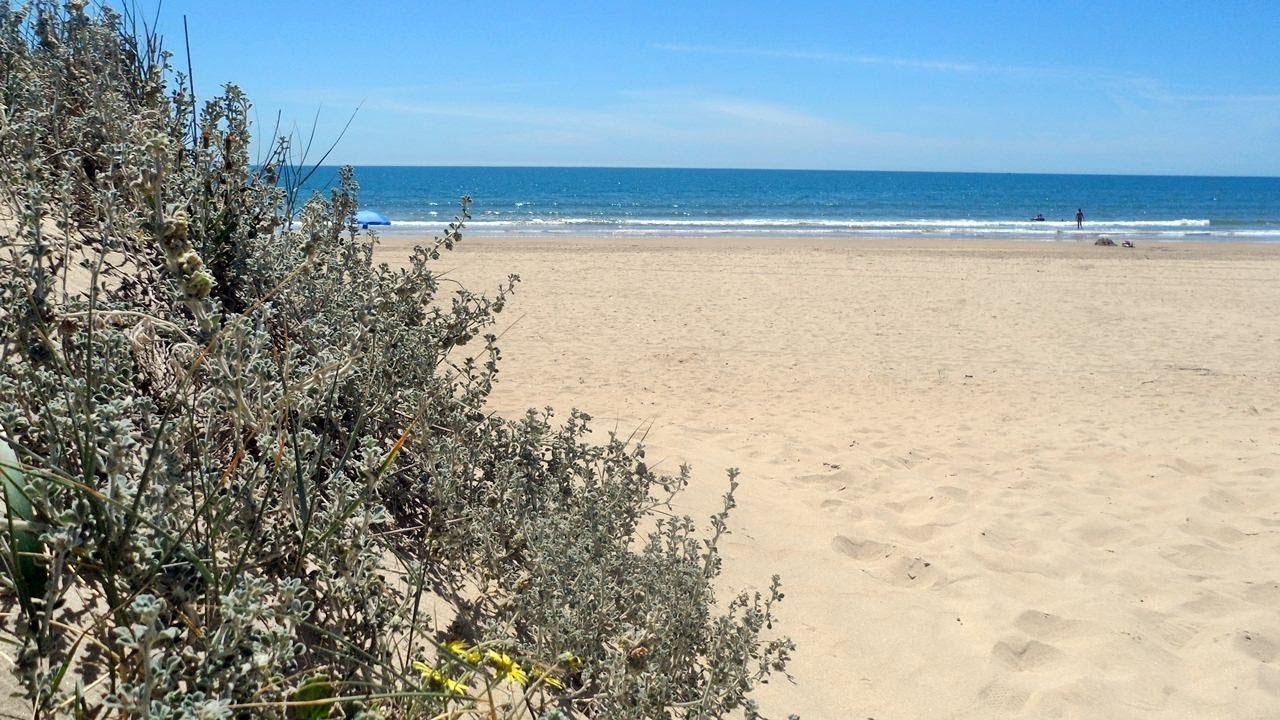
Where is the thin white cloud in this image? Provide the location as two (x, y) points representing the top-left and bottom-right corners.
(655, 42), (1021, 76)
(366, 98), (663, 137)
(655, 42), (1274, 105)
(1163, 93), (1280, 104)
(695, 98), (837, 129)
(852, 55), (984, 73)
(368, 91), (850, 138)
(656, 42), (982, 74)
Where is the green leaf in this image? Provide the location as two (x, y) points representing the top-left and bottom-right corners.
(1, 436), (46, 605)
(48, 632), (87, 700)
(288, 677), (334, 720)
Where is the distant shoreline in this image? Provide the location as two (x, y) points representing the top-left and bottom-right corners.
(371, 225), (1279, 244)
(372, 233), (1280, 257)
(309, 166), (1280, 243)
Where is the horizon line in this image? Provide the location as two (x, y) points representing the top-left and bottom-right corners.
(288, 163), (1280, 180)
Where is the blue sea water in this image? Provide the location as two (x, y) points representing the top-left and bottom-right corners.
(301, 166), (1280, 242)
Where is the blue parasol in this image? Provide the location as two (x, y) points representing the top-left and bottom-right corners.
(355, 210), (391, 228)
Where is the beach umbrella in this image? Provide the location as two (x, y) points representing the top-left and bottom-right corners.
(355, 210), (391, 228)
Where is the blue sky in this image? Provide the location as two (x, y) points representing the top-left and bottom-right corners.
(148, 1), (1279, 175)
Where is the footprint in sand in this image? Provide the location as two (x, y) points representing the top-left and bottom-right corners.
(991, 637), (1063, 670)
(1179, 519), (1249, 544)
(1198, 487), (1244, 511)
(1163, 458), (1218, 477)
(880, 555), (945, 587)
(1243, 581), (1280, 606)
(884, 495), (936, 514)
(1013, 610), (1083, 640)
(975, 678), (1031, 712)
(1178, 590), (1241, 617)
(979, 524), (1043, 556)
(1072, 517), (1133, 547)
(830, 535), (949, 587)
(831, 535), (894, 561)
(1126, 607), (1201, 651)
(890, 522), (942, 542)
(1236, 631), (1279, 663)
(934, 484), (970, 501)
(1158, 542), (1231, 572)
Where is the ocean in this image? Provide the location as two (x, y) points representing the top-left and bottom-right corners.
(298, 166), (1280, 242)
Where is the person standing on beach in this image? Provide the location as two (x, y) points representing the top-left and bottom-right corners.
(1076, 208), (1084, 229)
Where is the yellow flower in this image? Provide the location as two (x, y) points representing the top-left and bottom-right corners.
(412, 661), (470, 697)
(484, 650), (529, 686)
(558, 651), (583, 671)
(444, 639), (481, 665)
(533, 669), (564, 690)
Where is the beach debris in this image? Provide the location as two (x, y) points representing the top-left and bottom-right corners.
(1094, 237), (1116, 246)
(1122, 240), (1135, 248)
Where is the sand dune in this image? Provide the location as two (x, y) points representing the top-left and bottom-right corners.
(377, 235), (1280, 719)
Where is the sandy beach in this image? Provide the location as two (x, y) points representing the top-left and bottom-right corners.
(9, 3), (1280, 716)
(375, 235), (1280, 719)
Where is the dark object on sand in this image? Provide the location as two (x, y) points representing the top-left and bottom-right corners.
(1122, 240), (1135, 248)
(1095, 237), (1116, 246)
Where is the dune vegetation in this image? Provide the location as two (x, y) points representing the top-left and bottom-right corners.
(0, 2), (792, 718)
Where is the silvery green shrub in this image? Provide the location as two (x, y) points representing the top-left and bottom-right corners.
(0, 2), (793, 718)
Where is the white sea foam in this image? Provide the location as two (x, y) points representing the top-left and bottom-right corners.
(376, 216), (1280, 241)
(392, 217), (1209, 227)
